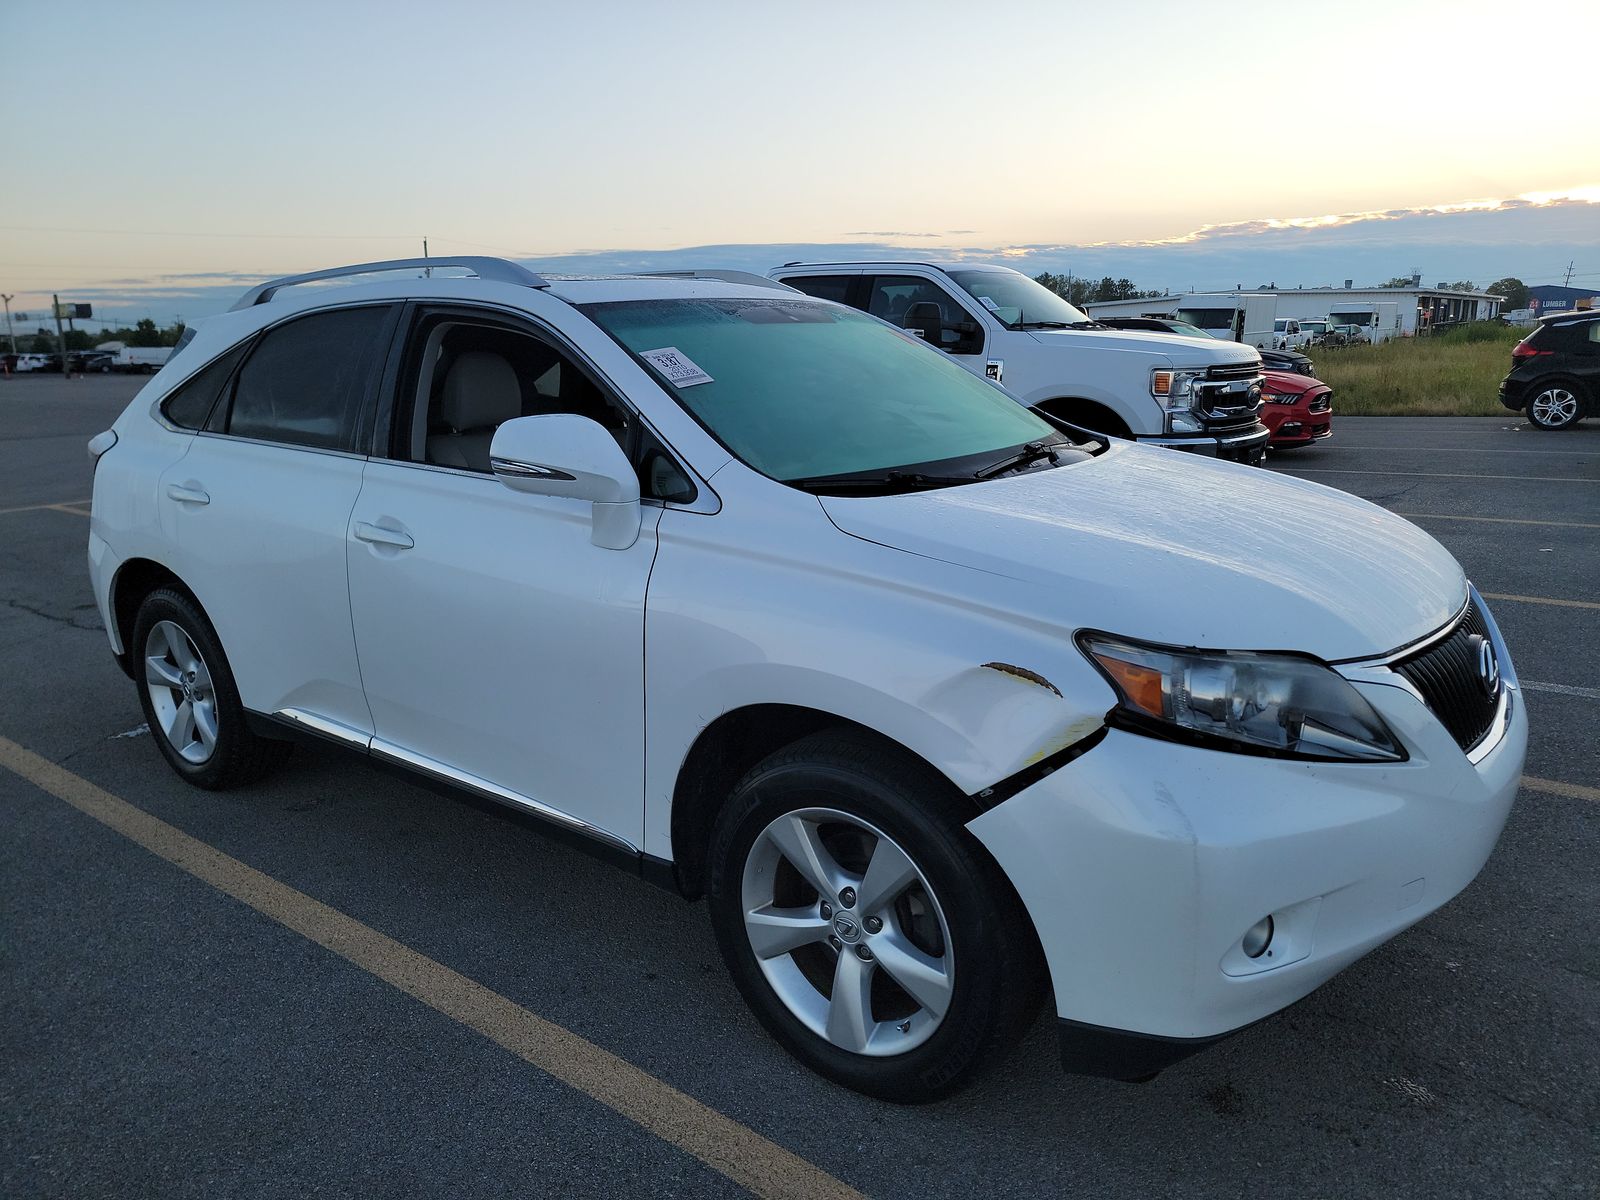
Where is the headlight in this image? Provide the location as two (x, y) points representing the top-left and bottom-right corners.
(1078, 634), (1405, 762)
(1151, 368), (1200, 406)
(1262, 391), (1298, 405)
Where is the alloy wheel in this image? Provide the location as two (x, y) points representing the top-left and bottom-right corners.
(740, 807), (954, 1056)
(1530, 387), (1579, 427)
(144, 619), (219, 764)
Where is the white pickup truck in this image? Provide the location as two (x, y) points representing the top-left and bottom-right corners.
(771, 262), (1269, 464)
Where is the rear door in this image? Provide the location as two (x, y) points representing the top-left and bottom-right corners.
(158, 303), (398, 740)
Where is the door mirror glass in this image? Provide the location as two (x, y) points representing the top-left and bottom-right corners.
(490, 414), (642, 549)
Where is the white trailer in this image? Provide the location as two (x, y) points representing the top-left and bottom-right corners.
(110, 346), (171, 374)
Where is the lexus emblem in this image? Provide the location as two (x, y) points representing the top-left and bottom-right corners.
(1470, 635), (1500, 698)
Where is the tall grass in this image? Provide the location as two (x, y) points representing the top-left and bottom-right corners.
(1307, 322), (1522, 416)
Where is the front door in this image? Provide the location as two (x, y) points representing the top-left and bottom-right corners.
(345, 307), (659, 848)
(864, 275), (988, 377)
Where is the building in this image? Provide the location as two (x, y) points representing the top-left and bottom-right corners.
(1527, 284), (1598, 317)
(1085, 283), (1503, 343)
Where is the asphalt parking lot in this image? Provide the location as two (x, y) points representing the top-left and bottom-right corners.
(2, 374), (1596, 1199)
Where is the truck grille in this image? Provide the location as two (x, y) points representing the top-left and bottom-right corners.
(1207, 363), (1260, 384)
(1391, 600), (1501, 751)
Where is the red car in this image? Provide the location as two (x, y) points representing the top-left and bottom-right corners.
(1259, 369), (1332, 447)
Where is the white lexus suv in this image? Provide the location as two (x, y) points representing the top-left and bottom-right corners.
(87, 258), (1525, 1102)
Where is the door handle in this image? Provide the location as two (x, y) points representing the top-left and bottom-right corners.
(166, 483), (210, 505)
(353, 521), (414, 550)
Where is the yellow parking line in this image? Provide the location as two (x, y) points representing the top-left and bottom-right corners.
(1396, 513), (1600, 530)
(1284, 469), (1597, 483)
(0, 498), (91, 516)
(1482, 592), (1600, 612)
(1522, 776), (1600, 804)
(0, 736), (861, 1200)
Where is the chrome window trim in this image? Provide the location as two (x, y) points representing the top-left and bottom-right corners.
(370, 738), (639, 856)
(193, 429), (370, 461)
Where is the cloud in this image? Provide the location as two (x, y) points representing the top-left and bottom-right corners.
(846, 231), (942, 238)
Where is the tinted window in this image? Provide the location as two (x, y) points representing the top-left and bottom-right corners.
(223, 306), (391, 451)
(161, 342), (248, 429)
(785, 275), (854, 304)
(867, 276), (982, 354)
(1176, 308), (1235, 331)
(584, 297), (1053, 483)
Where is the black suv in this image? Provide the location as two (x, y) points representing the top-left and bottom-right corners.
(1500, 310), (1598, 430)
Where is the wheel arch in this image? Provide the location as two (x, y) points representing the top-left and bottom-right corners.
(108, 557), (202, 676)
(668, 704), (986, 901)
(1031, 396), (1135, 439)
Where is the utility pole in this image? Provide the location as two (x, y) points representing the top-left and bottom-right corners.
(423, 237), (430, 279)
(53, 293), (70, 376)
(1, 294), (15, 354)
(1564, 260), (1575, 287)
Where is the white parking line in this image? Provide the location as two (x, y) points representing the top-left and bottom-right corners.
(1521, 682), (1600, 701)
(1395, 513), (1600, 530)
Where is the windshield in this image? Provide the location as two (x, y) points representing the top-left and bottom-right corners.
(583, 297), (1061, 485)
(1161, 318), (1222, 338)
(946, 270), (1092, 328)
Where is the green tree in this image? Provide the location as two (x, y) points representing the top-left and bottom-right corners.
(128, 317), (163, 347)
(1488, 277), (1529, 308)
(28, 330), (55, 353)
(1380, 276), (1415, 288)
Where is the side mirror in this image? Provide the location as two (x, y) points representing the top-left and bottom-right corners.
(489, 414), (642, 550)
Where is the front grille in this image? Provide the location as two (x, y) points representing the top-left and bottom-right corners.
(1391, 600), (1501, 751)
(1207, 362), (1260, 384)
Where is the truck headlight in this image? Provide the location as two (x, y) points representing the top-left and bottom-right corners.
(1151, 368), (1200, 404)
(1078, 634), (1405, 762)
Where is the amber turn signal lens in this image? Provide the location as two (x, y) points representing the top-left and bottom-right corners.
(1094, 654), (1165, 718)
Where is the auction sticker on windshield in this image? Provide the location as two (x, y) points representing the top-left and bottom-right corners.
(640, 347), (713, 388)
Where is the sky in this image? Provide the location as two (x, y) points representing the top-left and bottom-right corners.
(3, 0), (1597, 328)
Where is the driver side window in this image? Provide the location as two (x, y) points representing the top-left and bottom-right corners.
(866, 276), (982, 355)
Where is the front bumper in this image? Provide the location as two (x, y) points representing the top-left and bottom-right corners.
(967, 617), (1526, 1079)
(1141, 423), (1270, 466)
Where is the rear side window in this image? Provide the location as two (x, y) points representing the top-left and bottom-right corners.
(220, 306), (392, 451)
(161, 342), (248, 430)
(785, 275), (855, 304)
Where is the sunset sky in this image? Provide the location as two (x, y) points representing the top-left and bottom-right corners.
(3, 0), (1596, 325)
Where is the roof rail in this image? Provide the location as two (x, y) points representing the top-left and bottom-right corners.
(638, 269), (799, 292)
(229, 256), (549, 311)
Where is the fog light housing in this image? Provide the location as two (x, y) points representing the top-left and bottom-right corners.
(1242, 915), (1275, 959)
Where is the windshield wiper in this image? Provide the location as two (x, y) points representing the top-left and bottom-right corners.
(787, 468), (976, 495)
(1011, 319), (1073, 330)
(975, 439), (1072, 480)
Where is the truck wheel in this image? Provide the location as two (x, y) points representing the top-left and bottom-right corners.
(131, 588), (291, 789)
(706, 730), (1042, 1103)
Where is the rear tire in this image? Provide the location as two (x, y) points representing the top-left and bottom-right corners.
(706, 729), (1043, 1103)
(131, 588), (291, 789)
(1525, 379), (1586, 430)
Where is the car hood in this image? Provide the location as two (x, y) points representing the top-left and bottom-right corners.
(1262, 369), (1325, 395)
(1029, 328), (1262, 366)
(818, 444), (1464, 662)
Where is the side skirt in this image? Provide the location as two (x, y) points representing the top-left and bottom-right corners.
(244, 710), (682, 895)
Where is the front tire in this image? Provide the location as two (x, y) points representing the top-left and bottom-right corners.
(1526, 379), (1585, 430)
(131, 588), (290, 789)
(707, 730), (1042, 1103)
